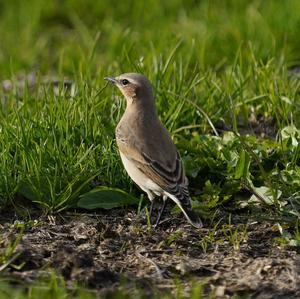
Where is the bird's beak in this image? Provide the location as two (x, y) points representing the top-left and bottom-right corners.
(104, 77), (118, 84)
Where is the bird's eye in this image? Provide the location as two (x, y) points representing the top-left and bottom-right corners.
(121, 79), (129, 86)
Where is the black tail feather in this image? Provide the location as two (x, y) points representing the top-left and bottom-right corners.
(168, 192), (203, 228)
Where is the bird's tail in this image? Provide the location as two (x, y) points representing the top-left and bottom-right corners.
(179, 203), (203, 228)
(168, 193), (203, 228)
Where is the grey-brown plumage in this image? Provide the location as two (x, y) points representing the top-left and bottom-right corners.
(105, 73), (202, 228)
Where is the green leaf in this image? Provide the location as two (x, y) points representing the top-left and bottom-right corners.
(77, 186), (139, 210)
(18, 178), (50, 205)
(182, 155), (201, 178)
(235, 150), (250, 179)
(281, 125), (300, 148)
(249, 186), (283, 206)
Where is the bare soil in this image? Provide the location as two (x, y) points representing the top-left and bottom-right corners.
(1, 208), (299, 298)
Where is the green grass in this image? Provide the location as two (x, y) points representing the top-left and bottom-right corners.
(0, 0), (300, 239)
(1, 0), (300, 228)
(0, 278), (210, 299)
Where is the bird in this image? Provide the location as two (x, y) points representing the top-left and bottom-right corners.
(105, 73), (203, 228)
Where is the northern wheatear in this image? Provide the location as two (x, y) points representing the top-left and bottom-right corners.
(105, 73), (203, 228)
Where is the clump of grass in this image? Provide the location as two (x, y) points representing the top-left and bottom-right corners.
(1, 2), (300, 299)
(0, 272), (210, 299)
(0, 0), (299, 230)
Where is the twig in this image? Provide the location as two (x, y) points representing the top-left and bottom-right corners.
(135, 251), (164, 279)
(0, 252), (22, 272)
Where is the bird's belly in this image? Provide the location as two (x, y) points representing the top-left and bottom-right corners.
(119, 151), (163, 194)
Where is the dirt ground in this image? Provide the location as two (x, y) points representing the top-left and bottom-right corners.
(1, 208), (299, 298)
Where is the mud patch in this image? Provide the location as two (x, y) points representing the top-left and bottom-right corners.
(1, 209), (299, 298)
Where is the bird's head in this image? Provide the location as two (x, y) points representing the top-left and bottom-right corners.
(105, 73), (154, 104)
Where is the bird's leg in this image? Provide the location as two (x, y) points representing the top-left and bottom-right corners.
(145, 191), (155, 223)
(153, 199), (167, 228)
(149, 200), (155, 219)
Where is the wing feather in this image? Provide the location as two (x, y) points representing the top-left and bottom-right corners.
(118, 140), (189, 198)
(116, 134), (203, 228)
